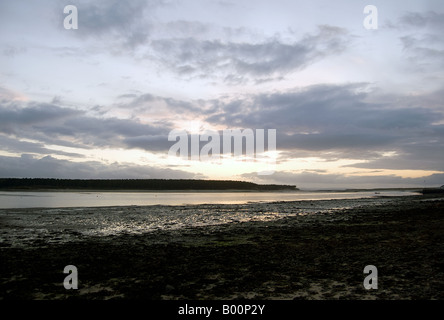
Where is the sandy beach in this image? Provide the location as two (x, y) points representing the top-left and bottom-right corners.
(0, 194), (443, 300)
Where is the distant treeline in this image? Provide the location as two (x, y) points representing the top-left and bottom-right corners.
(0, 178), (298, 191)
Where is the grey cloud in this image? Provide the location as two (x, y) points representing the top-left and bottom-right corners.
(278, 132), (397, 152)
(150, 25), (351, 82)
(65, 0), (161, 48)
(63, 116), (164, 138)
(46, 115), (172, 151)
(205, 83), (444, 171)
(56, 4), (352, 82)
(0, 101), (81, 135)
(123, 135), (174, 152)
(0, 154), (201, 180)
(401, 39), (444, 73)
(116, 92), (213, 116)
(395, 11), (444, 71)
(207, 83), (441, 133)
(117, 93), (142, 100)
(398, 11), (444, 29)
(2, 84), (443, 178)
(242, 170), (444, 190)
(76, 0), (146, 33)
(0, 100), (173, 153)
(345, 141), (444, 172)
(0, 135), (84, 158)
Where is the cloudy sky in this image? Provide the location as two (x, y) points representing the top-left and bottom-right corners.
(1, 0), (443, 189)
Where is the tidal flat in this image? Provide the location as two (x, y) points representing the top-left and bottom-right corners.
(1, 195), (443, 300)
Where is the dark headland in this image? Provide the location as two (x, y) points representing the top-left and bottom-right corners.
(0, 178), (298, 191)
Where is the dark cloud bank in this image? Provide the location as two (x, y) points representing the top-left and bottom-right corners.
(1, 81), (443, 187)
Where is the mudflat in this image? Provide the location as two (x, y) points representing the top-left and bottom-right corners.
(1, 195), (443, 300)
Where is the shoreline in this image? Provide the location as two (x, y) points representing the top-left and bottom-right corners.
(0, 188), (298, 193)
(0, 191), (423, 211)
(0, 187), (422, 193)
(1, 194), (443, 300)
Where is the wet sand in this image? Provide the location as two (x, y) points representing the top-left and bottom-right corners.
(1, 195), (443, 300)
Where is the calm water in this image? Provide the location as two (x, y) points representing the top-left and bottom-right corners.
(0, 190), (420, 209)
(0, 190), (422, 248)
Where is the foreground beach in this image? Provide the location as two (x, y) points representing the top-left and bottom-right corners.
(1, 195), (443, 300)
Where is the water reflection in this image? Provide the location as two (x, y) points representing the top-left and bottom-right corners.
(0, 190), (420, 209)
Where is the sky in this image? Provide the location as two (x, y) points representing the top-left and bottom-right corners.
(0, 0), (443, 189)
